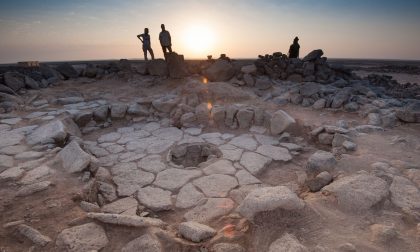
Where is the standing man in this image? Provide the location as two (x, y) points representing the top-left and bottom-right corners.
(288, 36), (300, 59)
(159, 24), (172, 58)
(137, 28), (154, 61)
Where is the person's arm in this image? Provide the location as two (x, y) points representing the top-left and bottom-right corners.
(137, 34), (143, 42)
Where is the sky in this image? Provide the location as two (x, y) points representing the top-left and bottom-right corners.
(1, 0), (420, 63)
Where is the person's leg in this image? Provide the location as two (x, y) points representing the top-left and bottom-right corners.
(168, 46), (172, 53)
(143, 47), (148, 61)
(148, 47), (155, 60)
(162, 46), (167, 55)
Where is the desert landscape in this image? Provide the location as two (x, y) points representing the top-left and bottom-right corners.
(0, 50), (419, 252)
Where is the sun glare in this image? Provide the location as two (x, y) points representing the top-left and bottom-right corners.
(183, 24), (215, 56)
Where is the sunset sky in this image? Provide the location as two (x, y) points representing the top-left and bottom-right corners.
(1, 0), (420, 63)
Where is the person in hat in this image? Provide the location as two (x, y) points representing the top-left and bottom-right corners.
(159, 24), (172, 58)
(137, 28), (155, 61)
(288, 36), (300, 59)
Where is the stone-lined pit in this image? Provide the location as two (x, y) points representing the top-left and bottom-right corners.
(169, 143), (222, 167)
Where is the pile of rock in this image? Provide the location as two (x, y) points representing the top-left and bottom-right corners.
(254, 49), (354, 83)
(367, 74), (420, 99)
(310, 124), (358, 153)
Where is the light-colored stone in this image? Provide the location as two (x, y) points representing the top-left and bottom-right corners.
(101, 197), (138, 214)
(153, 127), (183, 141)
(0, 154), (13, 168)
(203, 159), (236, 175)
(212, 243), (245, 252)
(179, 221), (216, 242)
(193, 174), (238, 197)
(270, 110), (296, 135)
(370, 224), (398, 243)
(256, 145), (292, 161)
(57, 141), (91, 173)
(138, 155), (166, 173)
(87, 213), (166, 227)
(184, 198), (235, 224)
(220, 144), (244, 162)
(389, 176), (420, 210)
(0, 132), (24, 148)
(235, 170), (261, 185)
(254, 134), (279, 146)
(0, 145), (27, 155)
(19, 165), (53, 184)
(121, 234), (162, 252)
(111, 162), (155, 196)
(137, 186), (172, 211)
(175, 183), (205, 209)
(147, 139), (174, 154)
(16, 181), (52, 197)
(56, 223), (109, 252)
(111, 103), (128, 118)
(228, 135), (258, 151)
(97, 132), (121, 143)
(154, 168), (202, 191)
(268, 233), (308, 252)
(322, 173), (389, 212)
(237, 186), (305, 221)
(240, 151), (272, 175)
(306, 151), (336, 173)
(14, 151), (44, 161)
(26, 118), (80, 146)
(0, 166), (24, 181)
(17, 224), (52, 247)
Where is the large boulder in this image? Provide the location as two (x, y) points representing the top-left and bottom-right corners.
(57, 141), (92, 173)
(270, 110), (296, 135)
(322, 173), (389, 212)
(24, 75), (40, 89)
(27, 116), (81, 146)
(55, 63), (79, 79)
(3, 72), (25, 91)
(302, 49), (324, 62)
(55, 223), (109, 252)
(395, 102), (420, 123)
(166, 53), (188, 78)
(147, 59), (168, 76)
(203, 59), (236, 82)
(236, 186), (305, 221)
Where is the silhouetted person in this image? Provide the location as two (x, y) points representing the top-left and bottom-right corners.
(137, 28), (154, 61)
(159, 24), (172, 58)
(288, 36), (300, 59)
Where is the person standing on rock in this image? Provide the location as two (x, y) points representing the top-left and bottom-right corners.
(159, 24), (172, 58)
(288, 36), (300, 59)
(137, 28), (155, 61)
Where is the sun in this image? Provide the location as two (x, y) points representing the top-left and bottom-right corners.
(183, 24), (215, 56)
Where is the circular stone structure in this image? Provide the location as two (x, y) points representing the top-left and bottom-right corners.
(168, 143), (222, 168)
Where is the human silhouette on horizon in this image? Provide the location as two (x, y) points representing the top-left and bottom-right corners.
(159, 24), (172, 58)
(289, 36), (300, 59)
(137, 28), (155, 61)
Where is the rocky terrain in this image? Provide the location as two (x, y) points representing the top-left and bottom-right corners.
(0, 51), (419, 252)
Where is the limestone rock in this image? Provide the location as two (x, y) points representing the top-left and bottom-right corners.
(268, 233), (308, 252)
(203, 159), (236, 175)
(389, 176), (420, 210)
(17, 224), (52, 247)
(137, 186), (173, 211)
(204, 59), (236, 82)
(56, 223), (108, 252)
(179, 221), (216, 242)
(147, 59), (168, 76)
(322, 173), (388, 212)
(306, 171), (333, 192)
(55, 63), (79, 79)
(236, 107), (254, 129)
(112, 163), (154, 196)
(235, 170), (261, 185)
(240, 151), (272, 175)
(176, 183), (205, 209)
(152, 95), (180, 113)
(27, 117), (81, 146)
(270, 110), (296, 135)
(154, 168), (202, 191)
(256, 145), (292, 161)
(306, 151), (336, 173)
(370, 224), (398, 244)
(303, 49), (324, 62)
(237, 186), (305, 221)
(167, 52), (188, 78)
(193, 174), (238, 197)
(87, 213), (167, 227)
(121, 234), (162, 252)
(57, 141), (92, 173)
(111, 103), (128, 118)
(184, 198), (235, 224)
(228, 135), (258, 151)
